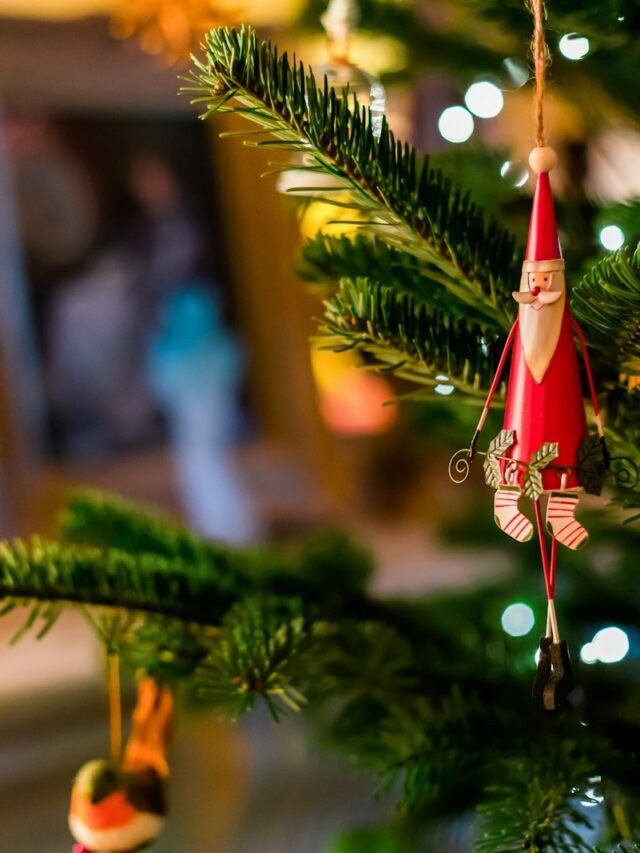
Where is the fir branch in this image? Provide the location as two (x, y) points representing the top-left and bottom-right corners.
(194, 597), (311, 721)
(61, 491), (374, 597)
(61, 489), (225, 565)
(185, 25), (519, 325)
(320, 277), (505, 395)
(476, 742), (597, 853)
(300, 233), (508, 327)
(572, 243), (640, 376)
(0, 538), (239, 627)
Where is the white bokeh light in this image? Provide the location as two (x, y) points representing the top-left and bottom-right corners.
(434, 374), (455, 396)
(559, 33), (590, 60)
(500, 160), (529, 189)
(501, 603), (535, 637)
(599, 224), (625, 251)
(438, 106), (474, 143)
(592, 627), (629, 663)
(501, 57), (529, 89)
(464, 81), (505, 119)
(580, 642), (598, 665)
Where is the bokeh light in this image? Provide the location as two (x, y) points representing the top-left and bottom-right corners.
(580, 642), (598, 664)
(500, 160), (529, 188)
(464, 81), (504, 119)
(599, 224), (625, 251)
(434, 374), (455, 396)
(592, 626), (629, 663)
(438, 106), (474, 143)
(501, 603), (535, 637)
(559, 33), (590, 60)
(501, 57), (529, 89)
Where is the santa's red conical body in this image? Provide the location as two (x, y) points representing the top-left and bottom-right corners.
(503, 310), (587, 489)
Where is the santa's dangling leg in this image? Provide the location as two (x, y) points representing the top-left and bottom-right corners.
(545, 476), (589, 550)
(532, 502), (574, 710)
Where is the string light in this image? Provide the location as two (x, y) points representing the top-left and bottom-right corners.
(599, 224), (625, 251)
(501, 603), (535, 637)
(434, 374), (455, 396)
(438, 106), (474, 144)
(500, 161), (529, 189)
(501, 57), (529, 89)
(580, 642), (598, 664)
(580, 787), (604, 808)
(464, 81), (504, 119)
(592, 626), (629, 663)
(558, 33), (590, 61)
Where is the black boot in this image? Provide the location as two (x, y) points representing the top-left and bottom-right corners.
(543, 640), (574, 711)
(532, 636), (552, 701)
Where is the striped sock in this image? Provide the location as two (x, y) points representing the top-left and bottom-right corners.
(494, 487), (533, 543)
(545, 492), (588, 550)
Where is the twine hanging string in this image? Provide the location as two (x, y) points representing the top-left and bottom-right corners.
(531, 0), (549, 148)
(108, 652), (123, 764)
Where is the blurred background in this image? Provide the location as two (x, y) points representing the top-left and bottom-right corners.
(0, 0), (638, 850)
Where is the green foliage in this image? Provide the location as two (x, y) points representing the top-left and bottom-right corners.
(185, 25), (519, 327)
(0, 500), (373, 636)
(320, 277), (503, 395)
(0, 537), (235, 627)
(300, 233), (510, 326)
(3, 491), (640, 850)
(476, 742), (596, 852)
(2, 11), (640, 851)
(573, 243), (640, 377)
(61, 490), (219, 564)
(329, 825), (412, 853)
(195, 597), (310, 721)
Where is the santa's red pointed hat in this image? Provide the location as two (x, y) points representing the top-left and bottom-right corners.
(524, 146), (563, 266)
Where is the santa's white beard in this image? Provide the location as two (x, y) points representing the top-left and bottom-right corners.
(518, 293), (565, 383)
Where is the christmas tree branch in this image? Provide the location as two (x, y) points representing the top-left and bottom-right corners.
(0, 494), (374, 641)
(60, 489), (222, 563)
(300, 233), (507, 326)
(0, 538), (238, 628)
(184, 25), (519, 327)
(2, 491), (640, 850)
(319, 277), (504, 396)
(476, 742), (597, 853)
(573, 242), (640, 377)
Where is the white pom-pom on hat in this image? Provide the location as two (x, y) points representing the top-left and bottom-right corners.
(529, 146), (557, 174)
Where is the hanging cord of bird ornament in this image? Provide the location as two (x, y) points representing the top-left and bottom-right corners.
(108, 650), (123, 764)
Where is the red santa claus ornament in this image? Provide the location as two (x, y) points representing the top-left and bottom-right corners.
(464, 145), (608, 710)
(446, 0), (618, 711)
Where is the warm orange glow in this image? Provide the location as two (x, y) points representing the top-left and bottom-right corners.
(621, 373), (640, 391)
(110, 0), (306, 63)
(111, 0), (237, 64)
(0, 0), (302, 24)
(0, 0), (113, 17)
(311, 345), (397, 436)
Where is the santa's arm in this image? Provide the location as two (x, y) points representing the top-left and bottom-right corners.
(572, 317), (610, 467)
(468, 318), (519, 460)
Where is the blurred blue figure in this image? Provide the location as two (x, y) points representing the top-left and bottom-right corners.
(149, 285), (262, 544)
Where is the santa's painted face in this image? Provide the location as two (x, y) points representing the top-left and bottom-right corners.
(513, 262), (565, 311)
(513, 260), (566, 382)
